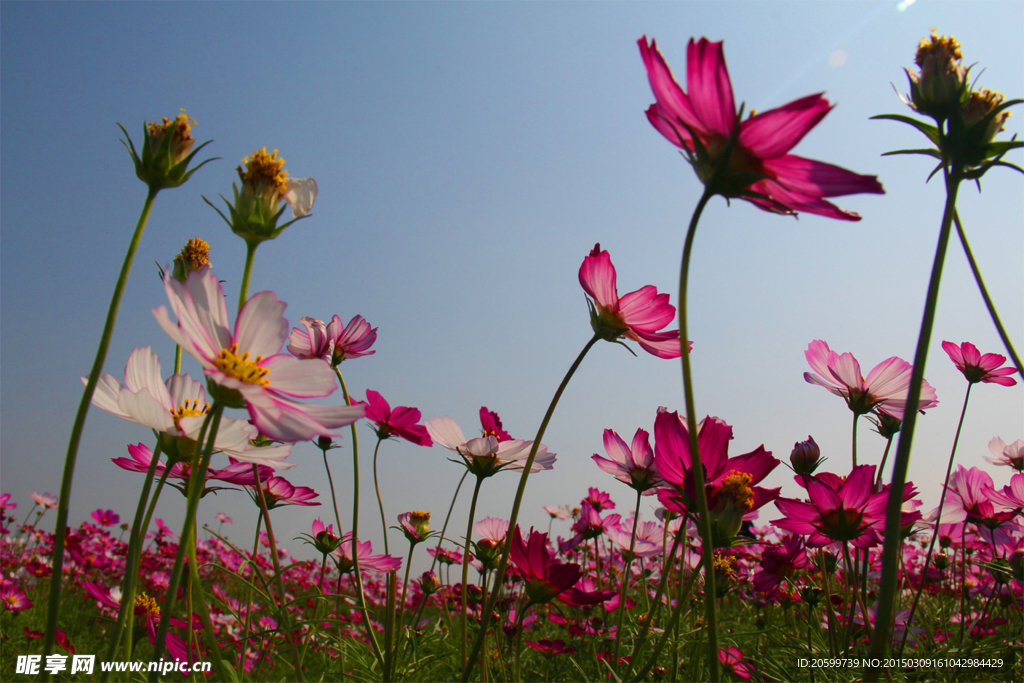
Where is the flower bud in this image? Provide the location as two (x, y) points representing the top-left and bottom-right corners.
(906, 30), (967, 121)
(317, 436), (334, 451)
(962, 88), (1011, 149)
(817, 550), (838, 574)
(1009, 549), (1024, 583)
(171, 238), (210, 283)
(119, 110), (215, 191)
(934, 552), (950, 570)
(789, 436), (821, 475)
(419, 571), (440, 596)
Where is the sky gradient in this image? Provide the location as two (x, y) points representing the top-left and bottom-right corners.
(2, 1), (1021, 572)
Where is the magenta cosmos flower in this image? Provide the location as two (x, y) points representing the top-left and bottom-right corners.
(593, 427), (661, 494)
(804, 340), (938, 420)
(580, 244), (686, 359)
(942, 341), (1018, 386)
(154, 266), (364, 442)
(360, 390), (433, 446)
(719, 646), (754, 681)
(654, 410), (780, 546)
(335, 534), (401, 573)
(287, 314), (377, 366)
(639, 36), (884, 220)
(509, 526), (615, 607)
(772, 465), (890, 548)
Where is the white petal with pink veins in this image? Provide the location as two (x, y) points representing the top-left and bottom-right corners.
(260, 355), (336, 397)
(234, 291), (288, 359)
(282, 178), (318, 218)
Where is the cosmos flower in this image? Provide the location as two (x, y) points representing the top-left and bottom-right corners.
(360, 390), (433, 446)
(89, 346), (293, 468)
(334, 534), (402, 574)
(718, 646), (754, 680)
(153, 266), (364, 442)
(985, 437), (1024, 472)
(479, 406), (512, 441)
(593, 427), (661, 493)
(31, 493), (57, 509)
(526, 639), (577, 655)
(935, 466), (1017, 529)
(1, 585), (32, 614)
(752, 535), (807, 595)
(942, 341), (1018, 386)
(425, 416), (555, 478)
(287, 314), (377, 366)
(90, 510), (120, 527)
(542, 505), (573, 520)
(247, 476), (319, 509)
(773, 466), (890, 548)
(580, 244), (685, 359)
(803, 340), (938, 420)
(509, 526), (615, 607)
(639, 37), (884, 220)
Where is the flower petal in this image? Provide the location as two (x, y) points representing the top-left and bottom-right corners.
(234, 291), (288, 359)
(739, 93), (832, 158)
(686, 37), (736, 138)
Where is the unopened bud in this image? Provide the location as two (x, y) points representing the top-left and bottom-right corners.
(790, 436), (821, 475)
(419, 571), (440, 596)
(171, 237), (210, 282)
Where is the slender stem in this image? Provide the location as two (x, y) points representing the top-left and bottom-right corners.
(630, 565), (700, 682)
(461, 334), (600, 682)
(852, 413), (859, 468)
(150, 404), (223, 671)
(383, 570), (398, 681)
(960, 524), (968, 643)
(107, 440), (164, 661)
(628, 521), (686, 670)
(187, 519), (229, 679)
(334, 367), (385, 669)
(676, 184), (721, 681)
(897, 382), (972, 656)
(238, 509), (263, 672)
(461, 475), (485, 669)
(613, 491), (643, 671)
(45, 186), (159, 656)
(954, 211), (1023, 376)
(252, 464), (305, 681)
(372, 438), (390, 555)
(430, 470), (469, 573)
(238, 240), (258, 311)
(865, 169), (961, 680)
(876, 437), (894, 490)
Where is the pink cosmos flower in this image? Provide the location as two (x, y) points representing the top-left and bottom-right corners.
(216, 513), (232, 524)
(942, 341), (1018, 386)
(986, 437), (1024, 472)
(561, 501), (622, 551)
(480, 406), (512, 441)
(154, 266), (364, 442)
(542, 504), (573, 520)
(425, 416), (555, 477)
(526, 639), (577, 655)
(606, 519), (664, 559)
(248, 476), (319, 509)
(580, 244), (686, 359)
(773, 465), (890, 548)
(935, 466), (1017, 529)
(474, 516), (510, 545)
(803, 340), (938, 419)
(509, 526), (615, 607)
(0, 494), (15, 511)
(91, 509), (120, 527)
(334, 533), (401, 573)
(30, 492), (57, 509)
(287, 314), (377, 366)
(593, 427), (661, 493)
(360, 390), (433, 446)
(89, 347), (293, 468)
(1, 585), (32, 614)
(113, 444), (275, 492)
(653, 410), (780, 546)
(639, 36), (884, 221)
(719, 646), (753, 681)
(752, 534), (807, 595)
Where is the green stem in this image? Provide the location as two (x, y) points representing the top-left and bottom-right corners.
(630, 565), (700, 682)
(627, 520), (687, 671)
(461, 475), (485, 670)
(238, 509), (263, 673)
(150, 404), (223, 673)
(430, 470), (469, 574)
(852, 413), (859, 468)
(252, 464), (305, 682)
(107, 440), (164, 661)
(187, 520), (229, 680)
(676, 184), (720, 681)
(45, 185), (159, 656)
(462, 333), (600, 682)
(372, 437), (390, 555)
(897, 382), (972, 656)
(612, 490), (643, 671)
(954, 211), (1023, 376)
(238, 240), (258, 311)
(865, 169), (961, 680)
(334, 367), (385, 669)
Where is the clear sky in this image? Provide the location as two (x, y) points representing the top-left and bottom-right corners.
(2, 1), (1021, 571)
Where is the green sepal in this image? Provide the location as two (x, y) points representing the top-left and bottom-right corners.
(871, 113), (941, 146)
(881, 148), (943, 159)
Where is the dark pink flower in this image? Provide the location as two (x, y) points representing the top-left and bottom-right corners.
(580, 244), (686, 359)
(360, 390), (432, 446)
(804, 340), (938, 419)
(0, 494), (16, 511)
(942, 341), (1018, 386)
(653, 410), (780, 546)
(639, 36), (884, 221)
(479, 407), (512, 441)
(583, 487), (616, 512)
(772, 466), (890, 548)
(752, 535), (807, 595)
(248, 476), (319, 508)
(526, 639), (577, 655)
(91, 509), (120, 526)
(1, 585), (32, 614)
(509, 526), (614, 606)
(334, 533), (401, 573)
(719, 646), (753, 680)
(936, 466), (1017, 529)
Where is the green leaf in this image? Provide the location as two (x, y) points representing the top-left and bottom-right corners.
(871, 113), (941, 145)
(881, 148), (944, 159)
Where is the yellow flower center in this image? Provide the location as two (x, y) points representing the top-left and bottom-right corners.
(482, 428), (502, 441)
(213, 344), (270, 386)
(713, 552), (738, 580)
(718, 471), (755, 511)
(915, 30), (962, 66)
(175, 237), (210, 270)
(134, 593), (161, 619)
(410, 511), (431, 525)
(147, 109), (195, 146)
(964, 88), (1009, 127)
(168, 398), (209, 431)
(237, 147), (289, 195)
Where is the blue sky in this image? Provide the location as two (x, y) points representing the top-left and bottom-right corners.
(2, 1), (1021, 570)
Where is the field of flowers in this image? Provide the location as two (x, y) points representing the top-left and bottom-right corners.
(1, 28), (1022, 683)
